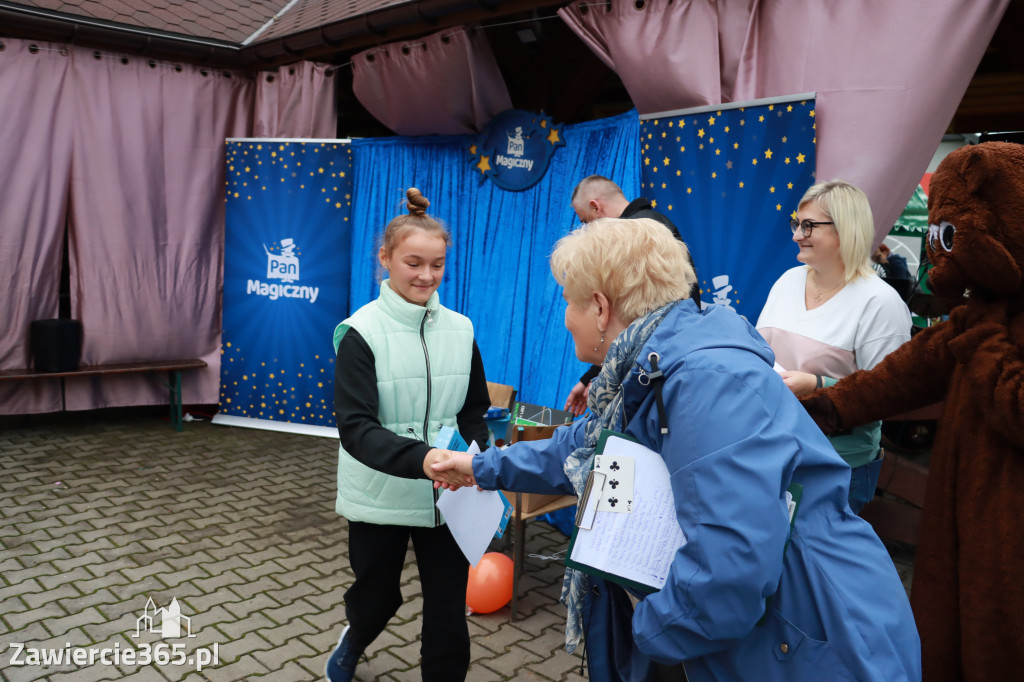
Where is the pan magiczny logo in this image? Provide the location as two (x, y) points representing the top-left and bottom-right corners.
(247, 237), (320, 303)
(7, 597), (220, 673)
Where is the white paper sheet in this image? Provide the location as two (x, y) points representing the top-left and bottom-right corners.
(434, 442), (506, 567)
(569, 436), (686, 590)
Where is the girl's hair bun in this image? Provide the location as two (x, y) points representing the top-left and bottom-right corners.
(406, 188), (430, 216)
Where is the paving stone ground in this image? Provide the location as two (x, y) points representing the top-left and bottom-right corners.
(0, 407), (915, 682)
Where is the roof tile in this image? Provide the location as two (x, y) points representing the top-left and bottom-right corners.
(9, 0), (424, 46)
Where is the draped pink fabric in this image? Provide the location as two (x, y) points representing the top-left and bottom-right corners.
(0, 38), (338, 414)
(559, 0), (1010, 243)
(352, 25), (512, 136)
(0, 39), (74, 413)
(558, 0), (735, 111)
(62, 51), (255, 411)
(254, 61), (338, 138)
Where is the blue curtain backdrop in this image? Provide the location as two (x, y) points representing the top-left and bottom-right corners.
(348, 111), (641, 408)
(640, 96), (817, 322)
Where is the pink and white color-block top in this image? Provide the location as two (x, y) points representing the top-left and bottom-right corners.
(756, 266), (911, 379)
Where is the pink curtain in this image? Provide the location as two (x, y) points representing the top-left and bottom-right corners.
(0, 39), (74, 413)
(0, 37), (339, 414)
(352, 25), (512, 136)
(559, 0), (1009, 242)
(254, 60), (338, 138)
(63, 51), (255, 411)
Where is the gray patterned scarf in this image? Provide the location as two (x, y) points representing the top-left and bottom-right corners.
(559, 300), (677, 653)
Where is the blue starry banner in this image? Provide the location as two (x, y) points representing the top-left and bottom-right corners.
(640, 94), (817, 321)
(214, 139), (353, 437)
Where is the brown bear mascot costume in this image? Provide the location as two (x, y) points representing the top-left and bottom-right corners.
(803, 141), (1024, 682)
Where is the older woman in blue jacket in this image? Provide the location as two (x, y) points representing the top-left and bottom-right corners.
(431, 217), (920, 682)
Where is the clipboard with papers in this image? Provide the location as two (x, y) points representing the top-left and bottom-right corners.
(565, 430), (685, 593)
(566, 429), (805, 594)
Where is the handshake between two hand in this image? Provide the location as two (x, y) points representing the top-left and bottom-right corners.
(423, 448), (477, 490)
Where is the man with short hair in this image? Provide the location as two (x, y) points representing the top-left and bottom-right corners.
(564, 175), (701, 415)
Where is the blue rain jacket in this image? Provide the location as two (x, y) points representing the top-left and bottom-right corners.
(474, 300), (921, 682)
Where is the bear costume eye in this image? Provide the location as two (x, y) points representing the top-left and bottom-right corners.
(928, 221), (956, 253)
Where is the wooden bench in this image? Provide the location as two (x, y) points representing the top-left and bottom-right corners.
(0, 359), (207, 431)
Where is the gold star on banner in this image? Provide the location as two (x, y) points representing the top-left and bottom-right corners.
(668, 204), (673, 210)
(768, 105), (774, 111)
(676, 170), (681, 176)
(796, 153), (806, 163)
(318, 167), (324, 173)
(733, 142), (739, 149)
(469, 145), (478, 155)
(810, 110), (816, 117)
(708, 115), (716, 125)
(680, 146), (686, 153)
(788, 182), (794, 189)
(787, 105), (793, 112)
(715, 149), (721, 156)
(697, 128), (705, 138)
(648, 133), (653, 139)
(752, 158), (758, 165)
(724, 126), (730, 133)
(777, 204), (782, 210)
(782, 136), (788, 143)
(663, 157), (670, 166)
(785, 157), (791, 164)
(668, 120), (674, 127)
(680, 119), (686, 128)
(548, 128), (561, 144)
(476, 155), (492, 174)
(662, 182), (667, 189)
(540, 119), (548, 128)
(740, 119), (745, 126)
(699, 143), (704, 150)
(765, 149), (773, 159)
(726, 160), (733, 169)
(645, 157), (650, 166)
(758, 115), (764, 122)
(662, 132), (667, 138)
(739, 181), (744, 188)
(651, 199), (657, 207)
(770, 186), (775, 193)
(709, 137), (715, 144)
(687, 187), (692, 194)
(711, 172), (717, 179)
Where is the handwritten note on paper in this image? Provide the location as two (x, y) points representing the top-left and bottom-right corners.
(568, 436), (686, 590)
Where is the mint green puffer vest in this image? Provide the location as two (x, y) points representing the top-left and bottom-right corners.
(333, 280), (474, 527)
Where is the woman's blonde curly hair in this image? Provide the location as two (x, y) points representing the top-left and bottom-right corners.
(550, 217), (696, 323)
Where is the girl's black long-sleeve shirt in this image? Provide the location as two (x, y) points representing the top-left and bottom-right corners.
(333, 328), (491, 480)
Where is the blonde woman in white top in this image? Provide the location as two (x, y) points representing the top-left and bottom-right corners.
(757, 180), (911, 513)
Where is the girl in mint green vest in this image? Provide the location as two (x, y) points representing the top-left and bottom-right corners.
(325, 188), (490, 682)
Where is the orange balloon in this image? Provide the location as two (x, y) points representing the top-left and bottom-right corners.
(466, 552), (514, 614)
